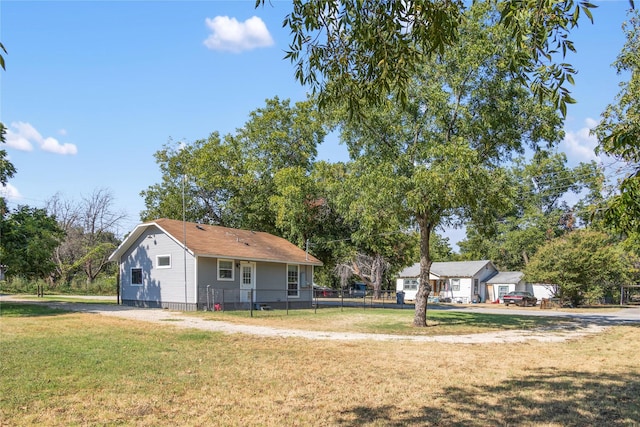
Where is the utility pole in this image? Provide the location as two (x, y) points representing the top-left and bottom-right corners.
(183, 174), (188, 310)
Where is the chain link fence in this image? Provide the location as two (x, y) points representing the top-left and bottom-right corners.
(201, 287), (411, 315)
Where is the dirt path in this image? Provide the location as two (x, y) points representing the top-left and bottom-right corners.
(0, 295), (620, 344)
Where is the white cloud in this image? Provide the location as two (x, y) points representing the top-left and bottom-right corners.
(561, 118), (600, 163)
(5, 128), (34, 151)
(203, 16), (274, 53)
(4, 121), (78, 155)
(41, 137), (78, 155)
(0, 183), (22, 200)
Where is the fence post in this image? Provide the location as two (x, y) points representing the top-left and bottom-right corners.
(250, 289), (254, 317)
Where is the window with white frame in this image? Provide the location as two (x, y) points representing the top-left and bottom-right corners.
(287, 264), (299, 297)
(403, 279), (418, 291)
(217, 259), (234, 281)
(451, 278), (460, 292)
(156, 255), (171, 269)
(498, 286), (509, 298)
(131, 268), (142, 286)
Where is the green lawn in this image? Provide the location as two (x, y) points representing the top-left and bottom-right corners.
(188, 305), (573, 335)
(1, 303), (639, 426)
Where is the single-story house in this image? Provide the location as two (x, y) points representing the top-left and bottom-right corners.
(108, 218), (323, 311)
(486, 272), (556, 303)
(486, 271), (525, 302)
(396, 260), (498, 303)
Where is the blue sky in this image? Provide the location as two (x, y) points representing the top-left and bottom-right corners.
(0, 0), (635, 243)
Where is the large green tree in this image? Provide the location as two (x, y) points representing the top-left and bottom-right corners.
(593, 9), (640, 232)
(141, 97), (325, 234)
(525, 229), (638, 306)
(334, 2), (563, 326)
(270, 160), (419, 294)
(0, 206), (65, 280)
(256, 0), (596, 116)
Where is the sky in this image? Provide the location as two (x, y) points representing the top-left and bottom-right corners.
(0, 0), (635, 245)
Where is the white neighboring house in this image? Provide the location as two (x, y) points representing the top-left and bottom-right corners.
(486, 272), (556, 303)
(486, 271), (526, 303)
(396, 260), (498, 303)
(109, 218), (322, 311)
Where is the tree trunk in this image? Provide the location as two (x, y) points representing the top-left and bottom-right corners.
(413, 217), (433, 327)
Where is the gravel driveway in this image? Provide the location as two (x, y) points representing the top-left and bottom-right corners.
(4, 294), (639, 344)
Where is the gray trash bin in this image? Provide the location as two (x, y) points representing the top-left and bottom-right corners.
(397, 291), (405, 305)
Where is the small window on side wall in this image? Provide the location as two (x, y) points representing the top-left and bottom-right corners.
(131, 268), (142, 286)
(157, 255), (171, 268)
(287, 264), (299, 297)
(218, 259), (234, 281)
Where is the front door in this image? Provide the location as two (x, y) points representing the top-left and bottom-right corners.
(239, 262), (256, 303)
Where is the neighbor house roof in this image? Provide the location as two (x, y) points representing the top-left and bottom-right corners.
(486, 271), (524, 285)
(109, 218), (322, 266)
(397, 260), (496, 278)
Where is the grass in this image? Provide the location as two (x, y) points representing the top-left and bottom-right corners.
(16, 295), (117, 305)
(187, 306), (573, 335)
(1, 302), (639, 426)
(0, 302), (71, 317)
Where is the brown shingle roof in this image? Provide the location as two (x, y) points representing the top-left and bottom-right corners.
(113, 218), (322, 266)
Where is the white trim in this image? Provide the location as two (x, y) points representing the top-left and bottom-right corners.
(194, 255), (199, 305)
(287, 264), (300, 298)
(196, 253), (321, 266)
(108, 221), (322, 266)
(156, 254), (172, 269)
(217, 259), (234, 281)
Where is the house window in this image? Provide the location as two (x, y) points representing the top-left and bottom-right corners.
(498, 286), (509, 299)
(473, 279), (479, 294)
(451, 278), (460, 292)
(403, 279), (418, 291)
(156, 255), (171, 269)
(131, 268), (142, 286)
(218, 259), (234, 281)
(287, 264), (299, 297)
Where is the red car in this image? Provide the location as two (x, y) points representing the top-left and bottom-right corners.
(503, 291), (537, 307)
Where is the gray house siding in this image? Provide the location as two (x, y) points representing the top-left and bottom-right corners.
(120, 226), (197, 310)
(194, 258), (314, 310)
(196, 257), (239, 309)
(112, 221), (320, 312)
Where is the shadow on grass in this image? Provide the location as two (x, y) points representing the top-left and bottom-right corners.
(336, 369), (640, 426)
(0, 302), (71, 317)
(427, 311), (567, 330)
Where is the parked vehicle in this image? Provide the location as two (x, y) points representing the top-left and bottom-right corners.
(349, 283), (367, 297)
(313, 284), (337, 298)
(503, 291), (537, 307)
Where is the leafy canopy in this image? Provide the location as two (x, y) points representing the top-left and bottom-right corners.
(256, 0), (596, 116)
(0, 206), (65, 280)
(593, 9), (640, 232)
(525, 229), (638, 306)
(333, 2), (563, 326)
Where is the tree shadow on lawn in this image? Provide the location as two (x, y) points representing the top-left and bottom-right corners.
(336, 369), (640, 426)
(427, 311), (570, 330)
(0, 302), (72, 317)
